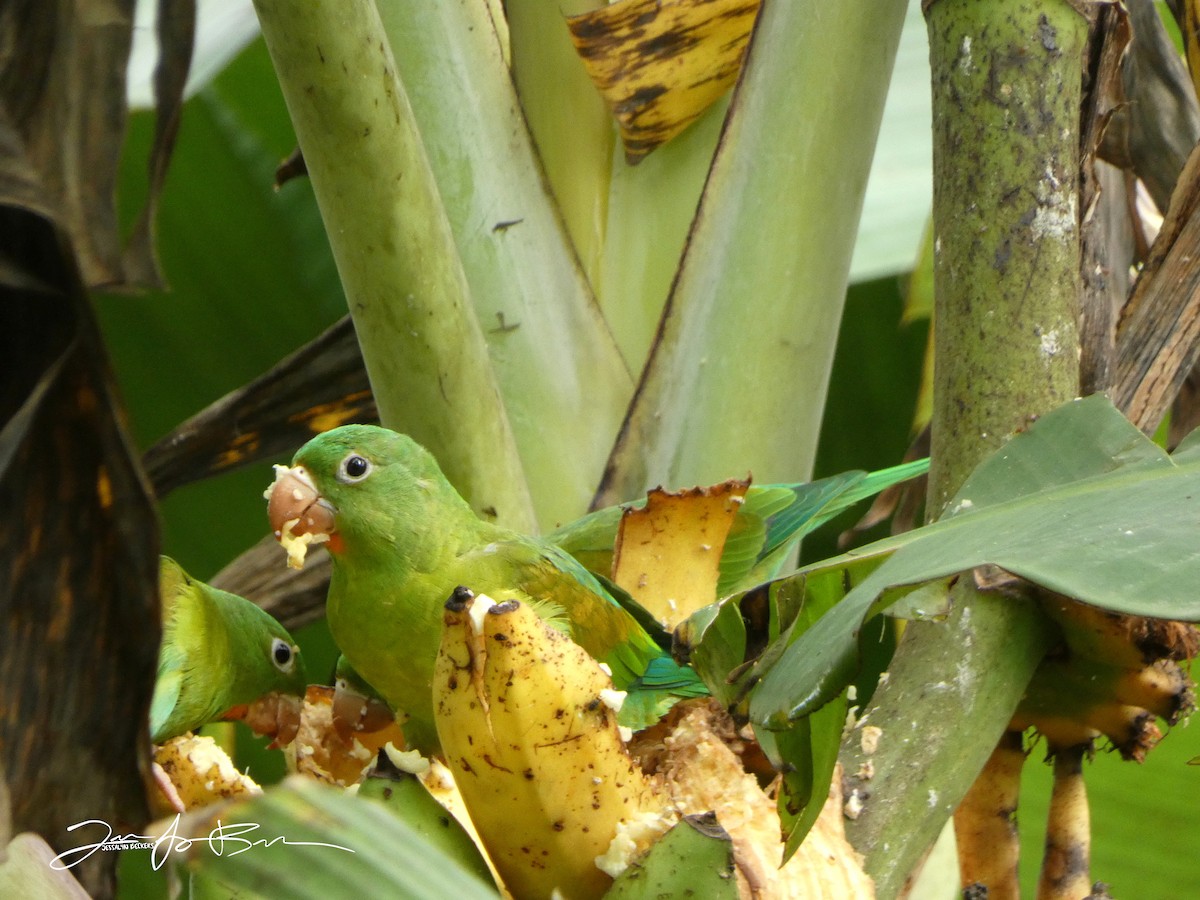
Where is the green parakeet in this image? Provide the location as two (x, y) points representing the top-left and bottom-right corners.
(549, 457), (930, 596)
(150, 556), (308, 745)
(266, 426), (707, 754)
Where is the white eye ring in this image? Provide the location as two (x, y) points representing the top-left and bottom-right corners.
(337, 452), (372, 483)
(271, 637), (297, 673)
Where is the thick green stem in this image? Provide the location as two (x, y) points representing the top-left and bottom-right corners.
(841, 1), (1087, 895)
(252, 0), (535, 530)
(597, 0), (908, 503)
(925, 0), (1084, 513)
(375, 0), (633, 529)
(843, 591), (1052, 897)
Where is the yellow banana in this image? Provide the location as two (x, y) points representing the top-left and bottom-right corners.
(1110, 658), (1194, 720)
(954, 729), (1025, 897)
(1013, 655), (1176, 761)
(432, 588), (669, 900)
(1037, 744), (1092, 900)
(1041, 595), (1198, 670)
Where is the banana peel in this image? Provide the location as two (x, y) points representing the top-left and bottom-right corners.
(433, 588), (666, 900)
(612, 479), (750, 629)
(432, 587), (874, 898)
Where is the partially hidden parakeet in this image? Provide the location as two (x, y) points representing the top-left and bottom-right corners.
(331, 654), (395, 741)
(150, 556), (308, 746)
(266, 426), (707, 754)
(550, 457), (930, 597)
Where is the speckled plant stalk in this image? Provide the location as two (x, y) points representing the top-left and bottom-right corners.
(841, 1), (1087, 896)
(252, 0), (536, 531)
(925, 0), (1084, 515)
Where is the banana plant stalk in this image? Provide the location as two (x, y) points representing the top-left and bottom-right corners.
(839, 1), (1087, 895)
(373, 0), (634, 528)
(596, 0), (910, 503)
(252, 0), (536, 530)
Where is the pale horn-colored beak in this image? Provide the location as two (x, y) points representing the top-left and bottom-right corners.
(266, 464), (336, 568)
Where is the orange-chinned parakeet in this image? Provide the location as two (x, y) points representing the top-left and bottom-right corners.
(266, 426), (708, 754)
(150, 557), (307, 746)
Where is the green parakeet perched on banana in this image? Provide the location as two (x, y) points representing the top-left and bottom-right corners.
(150, 556), (307, 746)
(267, 426), (708, 754)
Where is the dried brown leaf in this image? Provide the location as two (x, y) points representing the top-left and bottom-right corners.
(143, 315), (376, 498)
(0, 205), (159, 899)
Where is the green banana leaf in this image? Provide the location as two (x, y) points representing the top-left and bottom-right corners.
(750, 393), (1200, 730)
(605, 814), (738, 899)
(163, 778), (497, 899)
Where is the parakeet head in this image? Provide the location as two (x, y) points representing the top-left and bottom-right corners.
(266, 425), (473, 569)
(219, 601), (309, 748)
(155, 557), (308, 747)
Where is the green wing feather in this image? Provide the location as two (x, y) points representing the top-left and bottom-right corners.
(544, 505), (624, 575)
(536, 460), (929, 725)
(460, 538), (659, 685)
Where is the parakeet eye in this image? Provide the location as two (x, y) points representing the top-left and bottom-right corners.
(337, 453), (372, 483)
(271, 637), (297, 673)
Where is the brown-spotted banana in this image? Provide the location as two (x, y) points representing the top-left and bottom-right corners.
(432, 587), (669, 900)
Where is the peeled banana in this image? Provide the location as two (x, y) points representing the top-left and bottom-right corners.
(151, 733), (261, 815)
(432, 588), (668, 900)
(954, 729), (1024, 896)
